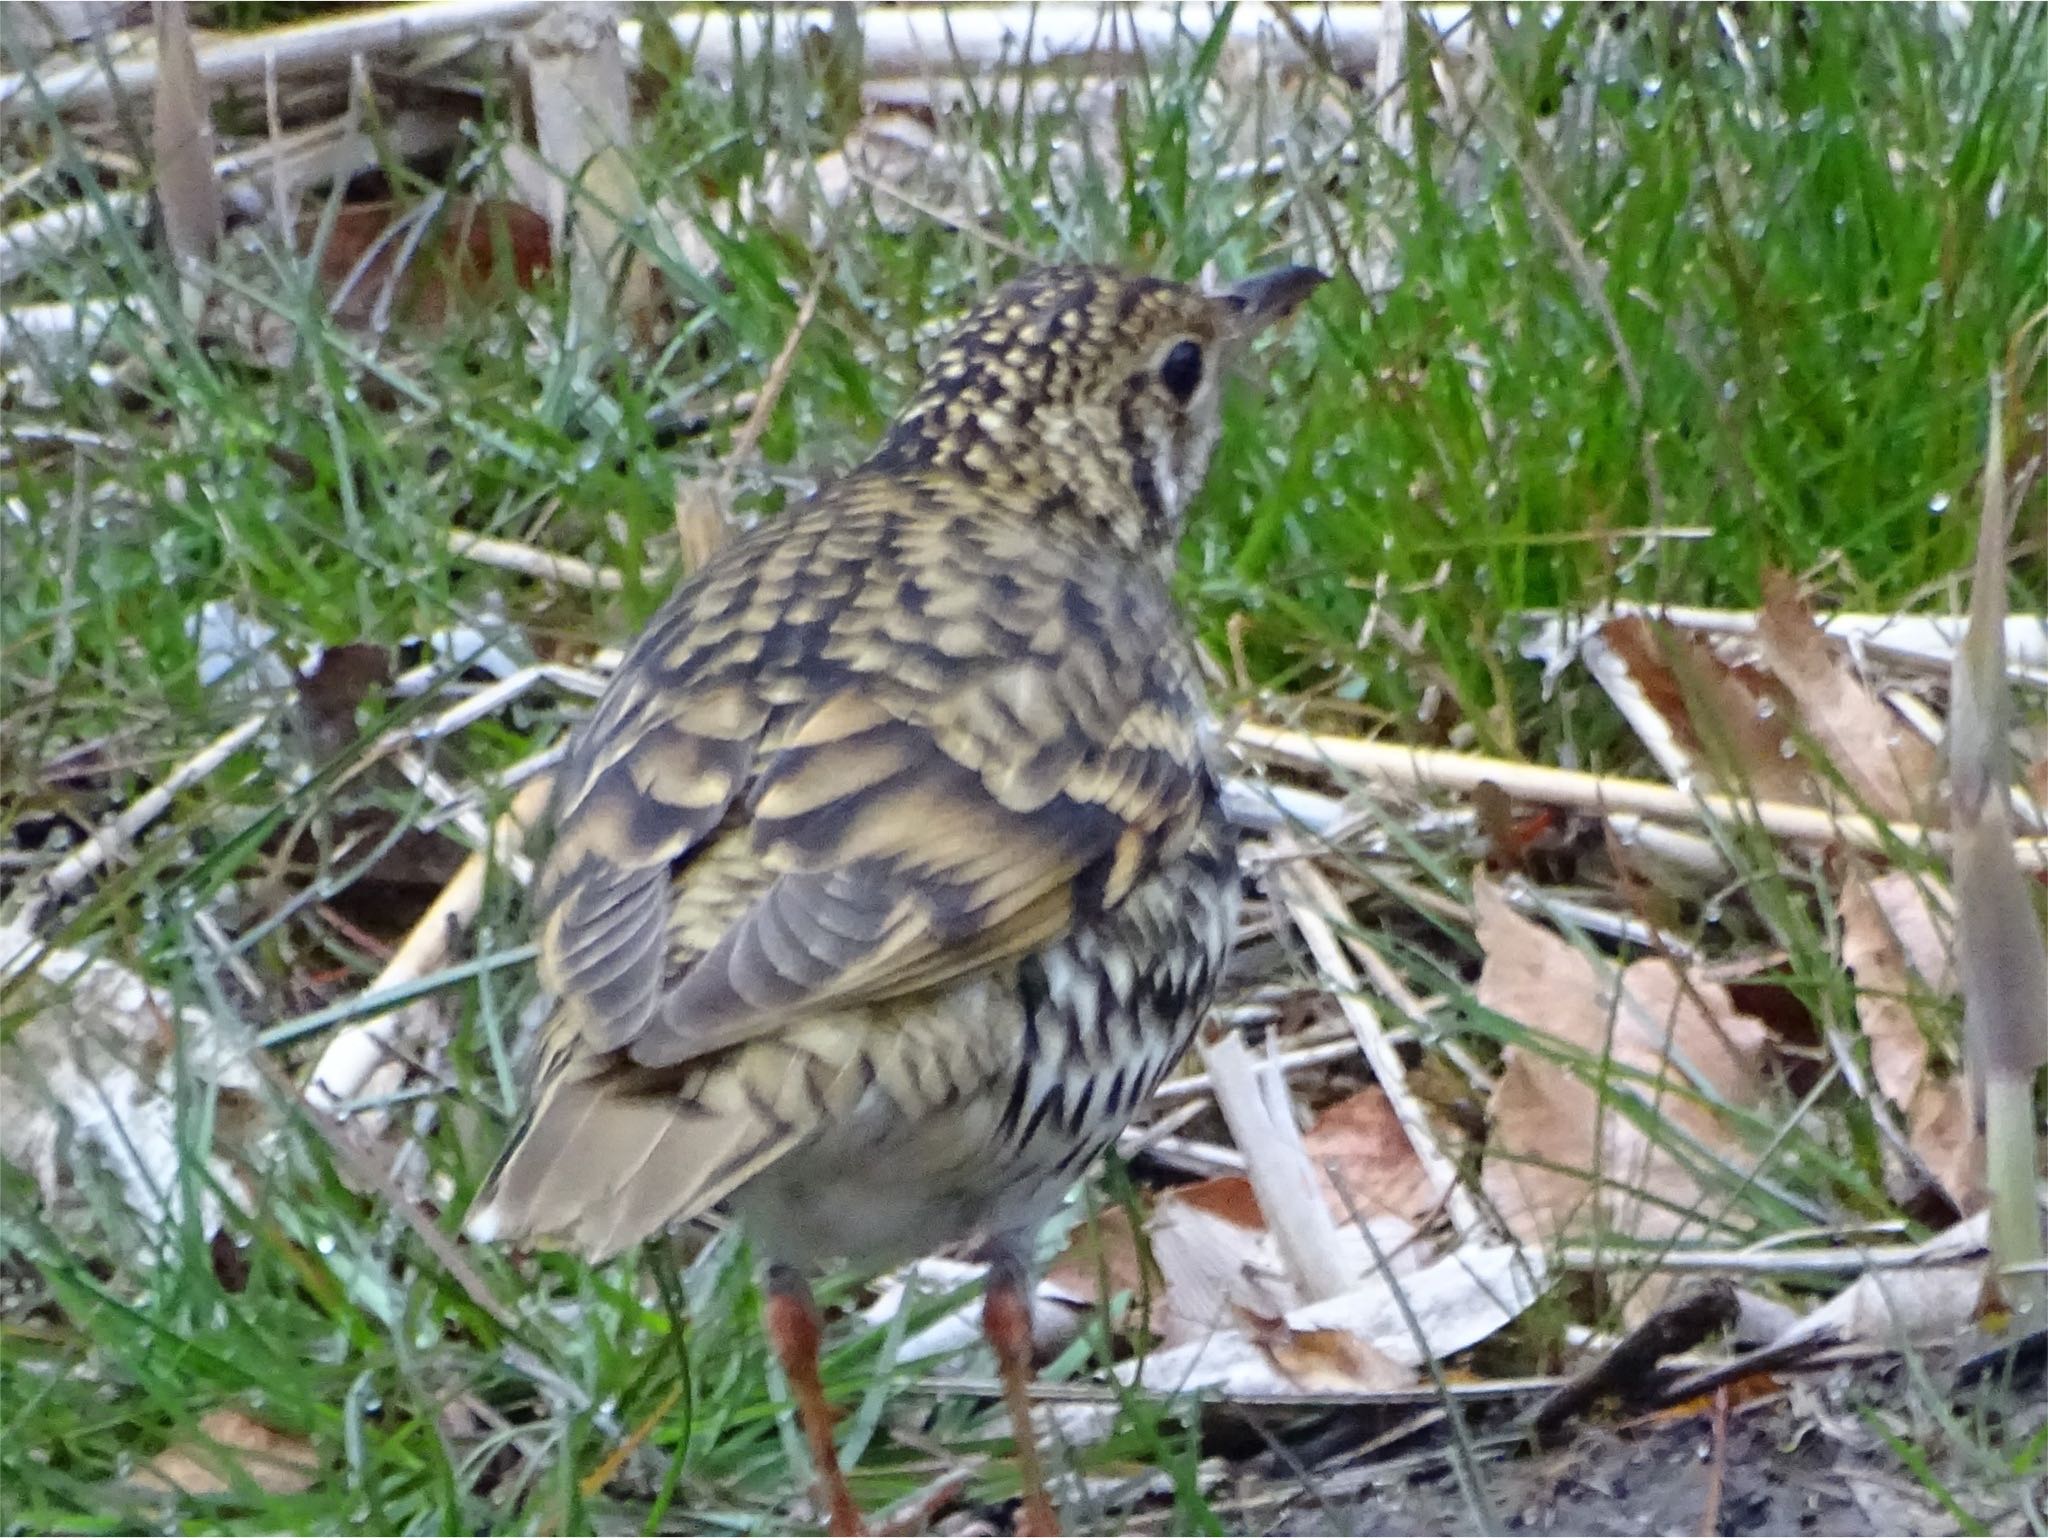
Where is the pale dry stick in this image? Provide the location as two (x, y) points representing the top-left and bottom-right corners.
(1152, 1030), (1363, 1102)
(305, 773), (552, 1128)
(389, 750), (515, 879)
(634, 5), (1471, 85)
(386, 663), (609, 747)
(1, 0), (552, 116)
(1200, 1023), (1356, 1301)
(674, 274), (826, 567)
(1234, 720), (2048, 873)
(1376, 0), (1410, 158)
(1522, 603), (2048, 680)
(9, 713), (269, 940)
(1553, 1243), (1982, 1277)
(1118, 1094), (1212, 1150)
(445, 529), (641, 591)
(0, 191), (144, 285)
(1268, 850), (1488, 1242)
(1608, 814), (1732, 882)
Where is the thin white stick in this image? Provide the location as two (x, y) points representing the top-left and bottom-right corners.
(14, 713), (269, 932)
(1552, 1243), (1983, 1277)
(3, 0), (553, 117)
(1267, 850), (1487, 1240)
(633, 5), (1470, 82)
(1152, 1032), (1362, 1102)
(446, 528), (650, 592)
(1233, 721), (2048, 873)
(1522, 603), (2048, 679)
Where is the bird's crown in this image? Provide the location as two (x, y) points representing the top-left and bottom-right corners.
(866, 263), (1324, 559)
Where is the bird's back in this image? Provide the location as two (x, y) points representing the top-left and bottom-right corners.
(466, 466), (1229, 1260)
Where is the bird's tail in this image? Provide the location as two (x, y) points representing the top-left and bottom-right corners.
(463, 1035), (824, 1262)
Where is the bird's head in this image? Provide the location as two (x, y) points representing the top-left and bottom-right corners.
(869, 263), (1327, 559)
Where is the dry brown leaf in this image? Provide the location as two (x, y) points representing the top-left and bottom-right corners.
(1756, 571), (1940, 819)
(305, 200), (552, 333)
(132, 1408), (319, 1496)
(1475, 881), (1771, 1246)
(1307, 1085), (1438, 1225)
(1142, 1096), (1434, 1346)
(1240, 1312), (1412, 1393)
(1602, 616), (1811, 803)
(1838, 869), (1980, 1210)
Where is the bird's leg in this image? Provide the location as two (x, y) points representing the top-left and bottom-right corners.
(763, 1264), (865, 1537)
(981, 1246), (1060, 1537)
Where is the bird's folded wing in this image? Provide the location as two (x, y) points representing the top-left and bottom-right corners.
(541, 642), (1209, 1072)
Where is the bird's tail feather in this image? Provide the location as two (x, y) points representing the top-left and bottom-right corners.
(463, 1052), (810, 1262)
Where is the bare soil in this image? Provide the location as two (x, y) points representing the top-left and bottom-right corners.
(1173, 1334), (2046, 1536)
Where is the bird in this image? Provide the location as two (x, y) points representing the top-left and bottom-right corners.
(464, 261), (1327, 1535)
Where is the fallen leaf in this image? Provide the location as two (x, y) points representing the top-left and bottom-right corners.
(1306, 1085), (1437, 1225)
(1771, 1205), (2013, 1350)
(1147, 1181), (1298, 1346)
(1756, 571), (1940, 819)
(0, 926), (264, 1238)
(1128, 1242), (1545, 1398)
(1601, 616), (1811, 802)
(1475, 881), (1771, 1246)
(304, 199), (551, 333)
(132, 1407), (318, 1496)
(1838, 868), (1980, 1210)
(1146, 1165), (1422, 1348)
(1239, 1311), (1411, 1393)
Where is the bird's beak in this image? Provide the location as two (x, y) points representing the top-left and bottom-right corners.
(1221, 265), (1330, 333)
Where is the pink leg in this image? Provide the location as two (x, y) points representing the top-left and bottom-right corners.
(764, 1266), (865, 1536)
(981, 1251), (1060, 1537)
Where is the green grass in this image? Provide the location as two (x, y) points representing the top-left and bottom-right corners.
(3, 4), (2046, 1533)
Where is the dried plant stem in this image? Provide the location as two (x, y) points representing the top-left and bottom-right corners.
(305, 774), (552, 1127)
(12, 713), (269, 939)
(1268, 851), (1486, 1240)
(1235, 721), (2048, 872)
(1950, 376), (2048, 1317)
(445, 529), (641, 591)
(2, 0), (553, 118)
(1199, 1024), (1355, 1301)
(1553, 1243), (1980, 1276)
(630, 4), (1467, 84)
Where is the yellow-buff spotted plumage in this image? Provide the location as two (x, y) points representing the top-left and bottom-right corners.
(467, 262), (1325, 1535)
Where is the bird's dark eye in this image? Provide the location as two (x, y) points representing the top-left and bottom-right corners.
(1160, 340), (1204, 402)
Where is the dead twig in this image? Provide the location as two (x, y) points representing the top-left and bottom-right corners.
(1530, 1279), (1739, 1443)
(1234, 720), (2048, 872)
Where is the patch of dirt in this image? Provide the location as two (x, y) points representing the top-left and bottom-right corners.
(1202, 1341), (2046, 1537)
